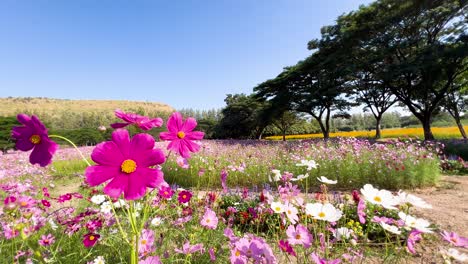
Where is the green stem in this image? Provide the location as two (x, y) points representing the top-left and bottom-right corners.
(109, 197), (130, 245)
(49, 135), (91, 166)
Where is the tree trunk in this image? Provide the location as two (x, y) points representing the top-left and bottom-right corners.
(456, 120), (467, 139)
(375, 115), (382, 139)
(421, 116), (435, 141)
(282, 130), (286, 141)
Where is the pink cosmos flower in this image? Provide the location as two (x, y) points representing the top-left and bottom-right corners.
(176, 156), (189, 169)
(41, 199), (51, 208)
(310, 252), (341, 264)
(83, 233), (100, 248)
(12, 114), (58, 167)
(357, 199), (366, 224)
(200, 208), (218, 229)
(441, 231), (468, 248)
(278, 240), (296, 257)
(221, 170), (228, 193)
(209, 248), (216, 261)
(110, 109), (163, 131)
(159, 112), (204, 158)
(139, 256), (162, 264)
(177, 190), (192, 204)
(85, 129), (166, 200)
(286, 224), (312, 248)
(175, 241), (205, 255)
(158, 185), (174, 199)
(139, 229), (155, 255)
(406, 229), (422, 254)
(38, 234), (55, 246)
(17, 196), (35, 209)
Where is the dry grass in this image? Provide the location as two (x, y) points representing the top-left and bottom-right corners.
(0, 97), (174, 116)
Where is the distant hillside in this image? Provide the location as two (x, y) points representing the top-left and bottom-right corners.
(0, 97), (174, 116)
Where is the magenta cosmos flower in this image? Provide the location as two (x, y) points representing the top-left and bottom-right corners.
(83, 233), (100, 248)
(178, 190), (192, 204)
(85, 129), (166, 200)
(38, 234), (55, 247)
(159, 112), (204, 158)
(111, 109), (163, 131)
(12, 114), (58, 167)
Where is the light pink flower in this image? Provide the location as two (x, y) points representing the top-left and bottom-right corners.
(441, 231), (468, 248)
(38, 234), (55, 246)
(286, 224), (312, 248)
(200, 208), (218, 229)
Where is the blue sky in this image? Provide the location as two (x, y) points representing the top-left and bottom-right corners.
(0, 0), (374, 110)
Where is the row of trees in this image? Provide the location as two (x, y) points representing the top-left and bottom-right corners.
(253, 0), (467, 140)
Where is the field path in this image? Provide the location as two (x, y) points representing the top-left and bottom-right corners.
(410, 175), (468, 237)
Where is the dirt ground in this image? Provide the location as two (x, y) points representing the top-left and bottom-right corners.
(402, 176), (468, 264)
(411, 176), (468, 237)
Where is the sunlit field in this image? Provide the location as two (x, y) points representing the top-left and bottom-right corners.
(265, 126), (468, 140)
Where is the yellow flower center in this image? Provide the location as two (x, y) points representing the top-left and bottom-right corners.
(121, 159), (137, 174)
(141, 239), (147, 245)
(29, 134), (41, 144)
(89, 235), (95, 241)
(318, 212), (326, 218)
(177, 131), (186, 139)
(164, 191), (169, 196)
(20, 201), (28, 207)
(206, 219), (210, 223)
(235, 250), (241, 257)
(275, 207), (281, 212)
(182, 195), (187, 199)
(374, 196), (382, 203)
(295, 234), (301, 239)
(44, 239), (49, 243)
(287, 210), (292, 214)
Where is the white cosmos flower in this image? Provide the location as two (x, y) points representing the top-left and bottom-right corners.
(295, 159), (318, 171)
(100, 201), (112, 214)
(283, 203), (299, 224)
(380, 223), (401, 235)
(398, 212), (432, 233)
(290, 173), (309, 181)
(334, 227), (353, 241)
(396, 191), (432, 209)
(48, 219), (58, 230)
(93, 256), (105, 264)
(305, 202), (342, 222)
(90, 195), (106, 205)
(271, 201), (285, 214)
(269, 169), (282, 182)
(317, 176), (337, 184)
(113, 199), (127, 208)
(441, 248), (468, 262)
(360, 184), (398, 210)
(151, 216), (164, 226)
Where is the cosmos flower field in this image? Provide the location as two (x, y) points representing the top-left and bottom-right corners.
(1, 111), (467, 264)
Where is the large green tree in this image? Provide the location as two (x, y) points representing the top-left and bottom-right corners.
(324, 0), (468, 140)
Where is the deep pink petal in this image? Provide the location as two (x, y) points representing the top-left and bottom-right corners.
(29, 140), (57, 167)
(186, 131), (204, 140)
(112, 129), (131, 158)
(137, 167), (165, 189)
(103, 175), (128, 198)
(130, 133), (155, 153)
(16, 114), (31, 125)
(15, 138), (34, 151)
(115, 109), (135, 123)
(182, 117), (198, 132)
(31, 115), (47, 133)
(12, 126), (33, 139)
(183, 139), (200, 153)
(138, 118), (163, 130)
(91, 141), (124, 166)
(160, 132), (178, 141)
(168, 140), (190, 158)
(134, 149), (166, 167)
(124, 173), (147, 200)
(85, 165), (119, 186)
(110, 122), (130, 129)
(167, 112), (183, 133)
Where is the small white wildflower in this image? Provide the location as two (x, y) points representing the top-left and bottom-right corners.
(90, 195), (106, 205)
(100, 201), (112, 214)
(151, 217), (164, 226)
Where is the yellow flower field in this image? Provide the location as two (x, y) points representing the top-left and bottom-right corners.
(265, 126), (468, 140)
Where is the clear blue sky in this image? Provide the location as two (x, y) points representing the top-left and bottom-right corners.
(0, 0), (374, 110)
